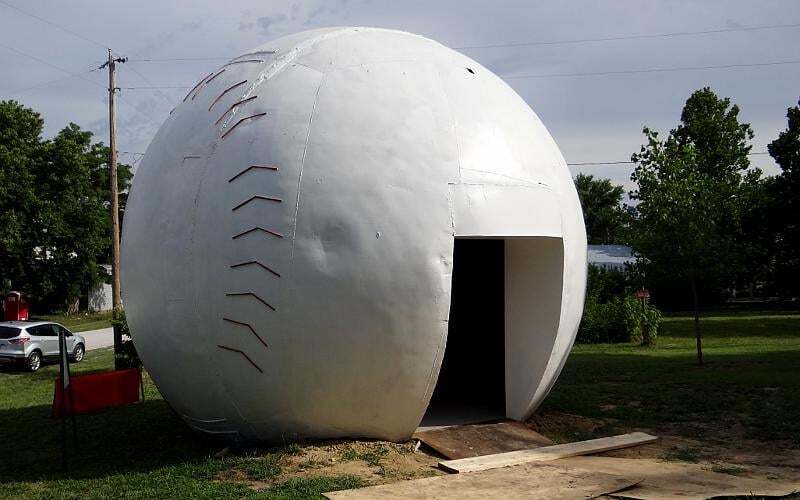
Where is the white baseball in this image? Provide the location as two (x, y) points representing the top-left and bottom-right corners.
(122, 27), (586, 442)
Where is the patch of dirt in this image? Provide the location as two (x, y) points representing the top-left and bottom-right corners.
(216, 413), (800, 493)
(219, 439), (444, 491)
(527, 410), (619, 442)
(281, 441), (443, 484)
(528, 410), (800, 483)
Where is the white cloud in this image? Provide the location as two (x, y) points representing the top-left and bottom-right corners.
(2, 0), (797, 186)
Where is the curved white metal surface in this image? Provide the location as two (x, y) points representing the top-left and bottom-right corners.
(121, 27), (587, 442)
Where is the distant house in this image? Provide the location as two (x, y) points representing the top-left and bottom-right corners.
(587, 245), (634, 271)
(88, 264), (113, 312)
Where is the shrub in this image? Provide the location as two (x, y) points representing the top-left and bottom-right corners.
(586, 265), (630, 303)
(577, 295), (627, 344)
(622, 295), (661, 346)
(579, 294), (662, 345)
(111, 309), (141, 368)
(640, 301), (662, 346)
(578, 264), (662, 345)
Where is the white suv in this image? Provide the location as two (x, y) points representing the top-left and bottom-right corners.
(0, 321), (85, 372)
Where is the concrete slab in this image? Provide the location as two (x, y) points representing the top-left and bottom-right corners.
(80, 327), (114, 351)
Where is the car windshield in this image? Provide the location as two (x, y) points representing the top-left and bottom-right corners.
(0, 326), (21, 339)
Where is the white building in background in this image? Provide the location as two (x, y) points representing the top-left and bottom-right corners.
(121, 27), (587, 443)
(88, 264), (113, 312)
(587, 245), (634, 271)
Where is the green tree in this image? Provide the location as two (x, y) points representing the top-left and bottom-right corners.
(574, 173), (629, 244)
(629, 88), (756, 365)
(0, 100), (132, 311)
(0, 101), (42, 297)
(735, 174), (778, 296)
(768, 98), (800, 296)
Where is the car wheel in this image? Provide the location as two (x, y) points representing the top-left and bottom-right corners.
(27, 351), (42, 372)
(72, 344), (85, 363)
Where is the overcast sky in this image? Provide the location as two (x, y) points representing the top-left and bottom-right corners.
(2, 0), (799, 191)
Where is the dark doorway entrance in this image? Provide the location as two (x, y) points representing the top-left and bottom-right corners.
(423, 238), (506, 426)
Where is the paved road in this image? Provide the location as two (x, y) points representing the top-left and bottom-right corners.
(80, 327), (114, 351)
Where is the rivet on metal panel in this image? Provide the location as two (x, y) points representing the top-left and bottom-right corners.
(225, 292), (276, 311)
(232, 195), (282, 211)
(228, 165), (278, 183)
(232, 226), (284, 240)
(208, 80), (248, 112)
(215, 95), (258, 126)
(222, 317), (268, 349)
(230, 260), (281, 277)
(221, 112), (268, 139)
(216, 344), (263, 373)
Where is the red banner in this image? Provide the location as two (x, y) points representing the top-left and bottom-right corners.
(52, 368), (141, 417)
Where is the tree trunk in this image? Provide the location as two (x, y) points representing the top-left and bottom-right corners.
(690, 278), (704, 365)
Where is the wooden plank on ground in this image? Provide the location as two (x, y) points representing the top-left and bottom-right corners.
(412, 420), (553, 459)
(544, 456), (800, 499)
(324, 462), (641, 499)
(327, 456), (800, 499)
(438, 432), (658, 473)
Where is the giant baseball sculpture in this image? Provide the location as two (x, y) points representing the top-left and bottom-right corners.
(122, 27), (587, 442)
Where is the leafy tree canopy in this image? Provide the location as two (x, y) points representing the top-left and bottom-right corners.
(574, 173), (629, 245)
(628, 87), (757, 364)
(0, 100), (132, 311)
(767, 98), (800, 294)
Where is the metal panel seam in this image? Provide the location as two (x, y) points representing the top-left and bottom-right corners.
(290, 73), (326, 260)
(434, 66), (463, 187)
(419, 318), (449, 417)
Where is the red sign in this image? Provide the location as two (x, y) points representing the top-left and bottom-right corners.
(52, 368), (141, 417)
(634, 288), (651, 299)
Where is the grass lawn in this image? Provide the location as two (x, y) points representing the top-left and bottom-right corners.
(0, 350), (368, 499)
(1, 311), (798, 498)
(34, 311), (113, 333)
(542, 310), (800, 444)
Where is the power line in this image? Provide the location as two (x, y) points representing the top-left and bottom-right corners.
(122, 64), (178, 106)
(567, 152), (771, 166)
(121, 22), (800, 62)
(454, 22), (800, 50)
(0, 0), (108, 49)
(114, 152), (771, 167)
(6, 70), (97, 96)
(502, 58), (800, 80)
(120, 86), (190, 90)
(116, 58), (800, 91)
(0, 1), (159, 165)
(567, 161), (634, 166)
(126, 57), (233, 62)
(0, 41), (106, 90)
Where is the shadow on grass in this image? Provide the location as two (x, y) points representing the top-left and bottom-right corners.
(0, 359), (101, 375)
(660, 315), (800, 339)
(542, 348), (800, 443)
(0, 398), (222, 484)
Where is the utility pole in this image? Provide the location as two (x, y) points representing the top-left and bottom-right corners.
(102, 49), (126, 368)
